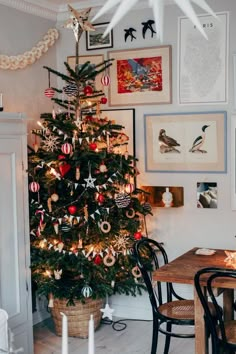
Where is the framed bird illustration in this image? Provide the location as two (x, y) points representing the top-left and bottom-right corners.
(144, 111), (227, 173)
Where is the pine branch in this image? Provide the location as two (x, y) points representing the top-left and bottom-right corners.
(43, 66), (74, 84)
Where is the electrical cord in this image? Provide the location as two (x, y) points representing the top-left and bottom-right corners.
(101, 318), (152, 332)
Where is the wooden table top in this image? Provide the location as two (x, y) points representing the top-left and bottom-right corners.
(153, 247), (236, 289)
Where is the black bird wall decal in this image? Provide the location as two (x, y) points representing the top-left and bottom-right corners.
(124, 28), (137, 42)
(142, 20), (156, 39)
(189, 125), (210, 153)
(159, 129), (181, 153)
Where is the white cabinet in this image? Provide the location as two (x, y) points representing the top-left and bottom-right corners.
(0, 113), (33, 354)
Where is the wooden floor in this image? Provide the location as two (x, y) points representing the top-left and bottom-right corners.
(33, 317), (195, 354)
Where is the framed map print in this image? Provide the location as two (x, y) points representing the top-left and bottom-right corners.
(178, 12), (229, 105)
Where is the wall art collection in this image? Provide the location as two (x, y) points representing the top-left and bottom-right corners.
(68, 12), (230, 208)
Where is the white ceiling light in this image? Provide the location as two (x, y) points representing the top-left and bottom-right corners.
(92, 0), (217, 42)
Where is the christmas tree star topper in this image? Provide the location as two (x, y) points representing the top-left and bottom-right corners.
(63, 5), (95, 42)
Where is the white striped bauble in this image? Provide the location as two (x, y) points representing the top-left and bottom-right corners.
(115, 192), (131, 208)
(81, 285), (93, 298)
(44, 87), (55, 98)
(61, 143), (73, 154)
(101, 74), (110, 86)
(29, 181), (40, 192)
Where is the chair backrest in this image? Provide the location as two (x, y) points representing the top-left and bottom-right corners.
(133, 238), (172, 313)
(194, 267), (236, 351)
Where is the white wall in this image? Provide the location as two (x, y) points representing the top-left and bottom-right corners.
(0, 4), (57, 146)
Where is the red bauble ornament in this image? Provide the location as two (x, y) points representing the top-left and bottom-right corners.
(86, 115), (93, 122)
(68, 205), (77, 215)
(29, 181), (40, 192)
(101, 75), (111, 86)
(89, 142), (97, 151)
(134, 231), (142, 240)
(83, 85), (93, 95)
(100, 96), (107, 104)
(44, 87), (55, 98)
(59, 162), (71, 177)
(58, 154), (66, 160)
(94, 254), (102, 265)
(61, 143), (73, 154)
(97, 194), (105, 204)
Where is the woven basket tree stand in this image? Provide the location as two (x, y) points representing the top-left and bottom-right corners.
(50, 298), (104, 338)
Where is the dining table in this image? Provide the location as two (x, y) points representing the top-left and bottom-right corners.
(152, 247), (236, 354)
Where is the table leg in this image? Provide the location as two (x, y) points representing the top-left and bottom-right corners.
(223, 289), (234, 321)
(194, 286), (208, 354)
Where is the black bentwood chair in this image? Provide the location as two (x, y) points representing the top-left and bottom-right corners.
(133, 238), (195, 354)
(194, 267), (236, 354)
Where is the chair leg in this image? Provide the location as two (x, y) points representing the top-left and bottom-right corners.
(163, 322), (172, 354)
(151, 317), (159, 354)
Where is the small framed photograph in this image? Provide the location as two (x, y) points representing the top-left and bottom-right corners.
(197, 182), (218, 209)
(108, 46), (172, 106)
(231, 115), (236, 209)
(67, 54), (104, 91)
(144, 111), (227, 173)
(86, 23), (113, 51)
(233, 54), (236, 111)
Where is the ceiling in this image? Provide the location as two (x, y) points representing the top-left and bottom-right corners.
(0, 0), (107, 20)
(0, 0), (170, 21)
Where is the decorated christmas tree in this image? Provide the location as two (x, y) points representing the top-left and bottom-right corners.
(28, 6), (152, 313)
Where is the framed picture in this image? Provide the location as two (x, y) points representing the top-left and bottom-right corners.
(197, 182), (218, 209)
(67, 54), (104, 91)
(86, 22), (113, 50)
(233, 54), (236, 111)
(139, 186), (184, 208)
(231, 115), (236, 209)
(178, 12), (229, 105)
(100, 108), (135, 157)
(144, 111), (227, 173)
(108, 46), (172, 106)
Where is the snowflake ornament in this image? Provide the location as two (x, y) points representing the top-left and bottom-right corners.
(113, 234), (130, 250)
(42, 135), (60, 152)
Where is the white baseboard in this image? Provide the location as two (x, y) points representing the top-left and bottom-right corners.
(110, 293), (152, 320)
(33, 295), (50, 325)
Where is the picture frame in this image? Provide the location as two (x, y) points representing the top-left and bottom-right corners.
(86, 22), (113, 50)
(197, 182), (218, 209)
(67, 54), (104, 91)
(231, 115), (236, 209)
(100, 108), (136, 185)
(178, 12), (229, 105)
(100, 108), (135, 158)
(144, 111), (227, 173)
(108, 46), (172, 106)
(233, 54), (236, 111)
(139, 186), (184, 208)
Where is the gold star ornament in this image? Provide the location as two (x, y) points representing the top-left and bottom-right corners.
(63, 5), (95, 42)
